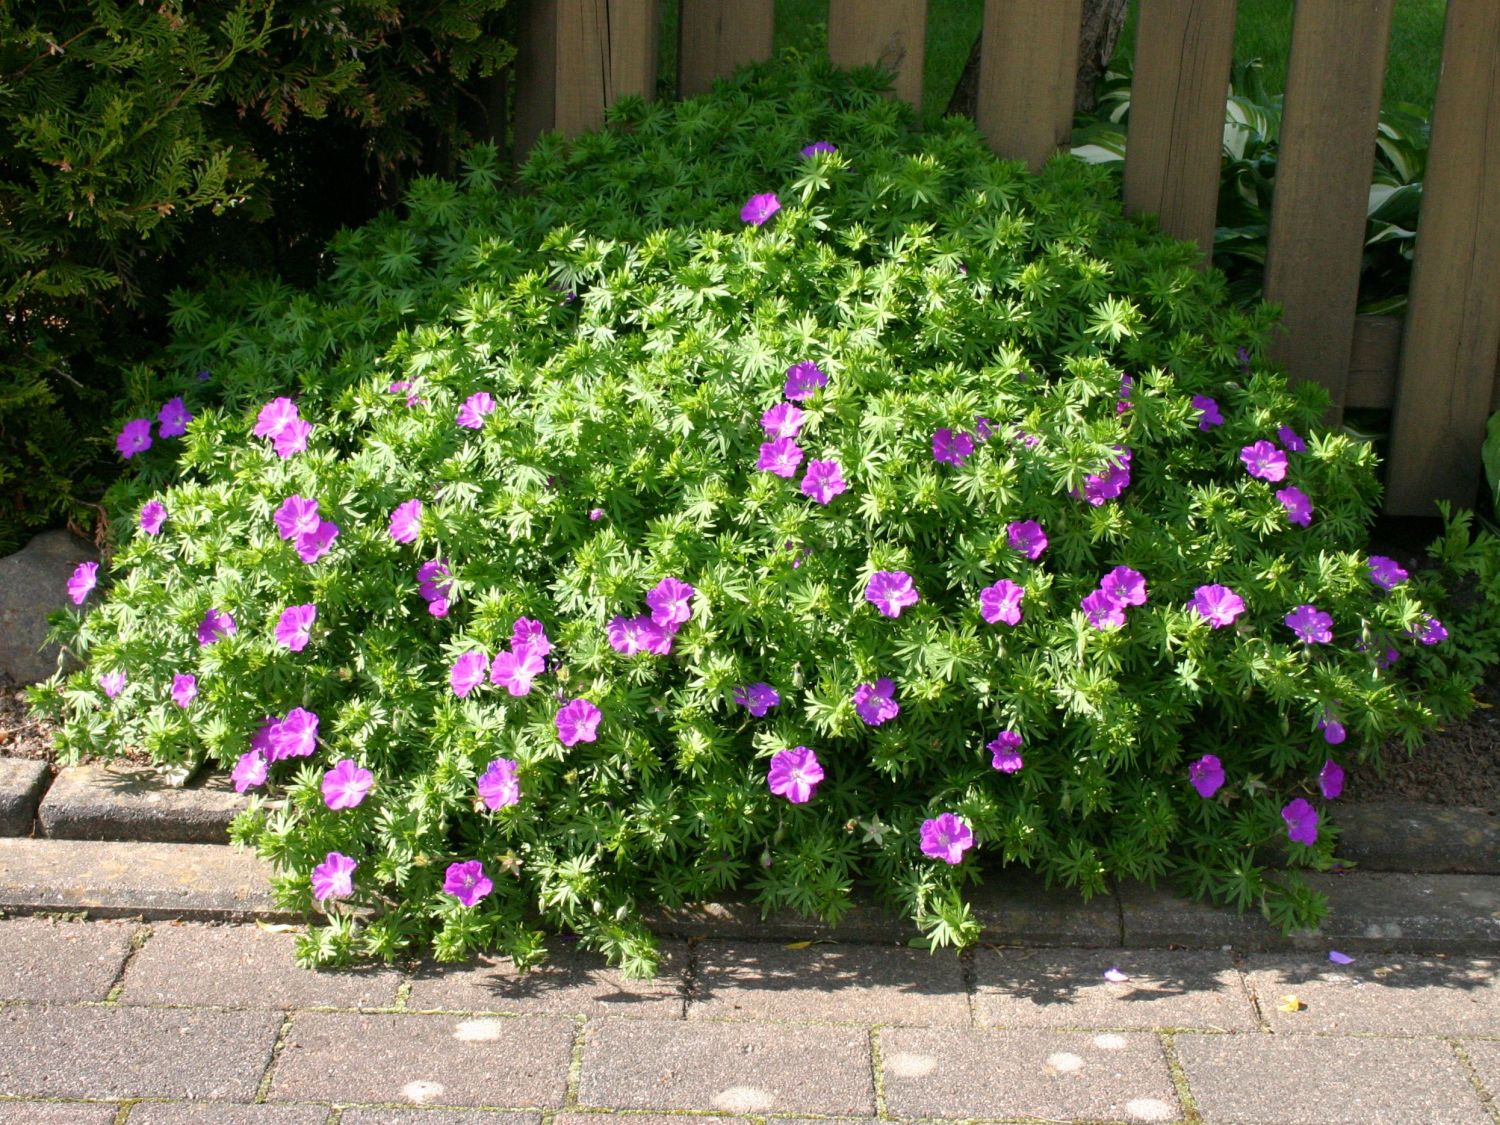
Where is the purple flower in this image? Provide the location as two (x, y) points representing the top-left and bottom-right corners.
(1007, 520), (1048, 560)
(733, 682), (781, 717)
(272, 417), (312, 459)
(1189, 585), (1245, 628)
(268, 707), (319, 761)
(1285, 604), (1333, 644)
(322, 759), (374, 811)
(647, 577), (696, 632)
(232, 749), (267, 793)
(1317, 712), (1346, 745)
(783, 361), (828, 401)
(801, 141), (838, 156)
(98, 670), (126, 699)
(756, 437), (805, 478)
(1117, 374), (1134, 415)
(389, 499), (423, 544)
(1283, 798), (1319, 846)
(975, 417), (993, 442)
(274, 496), (320, 540)
(295, 520), (340, 564)
(512, 617), (552, 657)
(116, 419), (153, 459)
(1192, 394), (1223, 430)
(761, 402), (806, 440)
(1189, 754), (1224, 799)
(866, 570), (919, 618)
(1418, 616), (1447, 645)
(139, 501), (167, 536)
(979, 579), (1024, 626)
(449, 651), (489, 698)
(1278, 425), (1307, 453)
(253, 398), (300, 438)
(1081, 589), (1126, 630)
(1237, 346), (1252, 373)
(988, 730), (1024, 773)
(556, 698), (602, 746)
(478, 758), (521, 810)
(1241, 440), (1288, 482)
(171, 673), (197, 708)
(274, 604), (316, 652)
(853, 678), (899, 726)
(196, 368), (211, 382)
(767, 746), (824, 804)
(249, 719), (275, 758)
(389, 380), (424, 407)
(443, 860), (493, 907)
(157, 396), (193, 438)
(418, 560), (453, 604)
(920, 813), (974, 864)
(1101, 566), (1147, 607)
(1081, 449), (1132, 505)
(1367, 555), (1408, 590)
(456, 392), (496, 430)
(197, 607), (237, 646)
(932, 428), (975, 466)
(1319, 759), (1346, 800)
(741, 192), (781, 226)
(588, 508), (605, 521)
(312, 852), (357, 901)
(66, 561), (98, 605)
(608, 614), (671, 656)
(1277, 486), (1314, 527)
(490, 645), (545, 696)
(800, 459), (847, 505)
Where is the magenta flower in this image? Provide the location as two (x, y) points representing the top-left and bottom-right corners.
(1277, 486), (1314, 527)
(756, 437), (805, 478)
(1319, 759), (1346, 800)
(608, 614), (671, 656)
(1101, 566), (1147, 607)
(478, 758), (521, 810)
(741, 192), (781, 226)
(1117, 374), (1133, 415)
(249, 719), (275, 758)
(512, 617), (552, 657)
(920, 813), (974, 864)
(647, 577), (696, 632)
(556, 698), (602, 746)
(98, 670), (126, 699)
(784, 360), (828, 401)
(1189, 585), (1245, 628)
(853, 678), (899, 726)
(253, 397), (300, 438)
(801, 141), (837, 156)
(490, 645), (545, 696)
(767, 746), (824, 804)
(456, 392), (496, 430)
(274, 496), (321, 540)
(1189, 754), (1224, 799)
(979, 579), (1024, 626)
(1285, 604), (1333, 644)
(295, 520), (340, 564)
(733, 682), (780, 717)
(268, 707), (319, 761)
(197, 607), (237, 646)
(389, 499), (423, 543)
(1417, 616), (1448, 645)
(322, 759), (374, 810)
(139, 501), (167, 536)
(157, 397), (193, 438)
(1317, 712), (1346, 745)
(171, 673), (197, 708)
(1007, 520), (1048, 560)
(932, 428), (975, 466)
(988, 730), (1024, 773)
(1241, 440), (1288, 482)
(866, 570), (919, 618)
(449, 651), (488, 698)
(66, 561), (98, 605)
(1081, 589), (1125, 630)
(761, 402), (806, 440)
(589, 508), (605, 521)
(418, 559), (453, 604)
(801, 459), (848, 505)
(1081, 449), (1132, 505)
(1192, 394), (1223, 430)
(116, 419), (153, 459)
(1367, 556), (1408, 590)
(232, 748), (267, 794)
(312, 852), (356, 901)
(274, 604), (317, 652)
(272, 417), (312, 459)
(389, 380), (424, 407)
(1282, 798), (1319, 846)
(1278, 425), (1307, 453)
(443, 860), (493, 907)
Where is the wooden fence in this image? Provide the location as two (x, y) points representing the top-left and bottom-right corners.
(510, 0), (1500, 516)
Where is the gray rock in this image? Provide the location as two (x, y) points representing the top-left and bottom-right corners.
(0, 757), (50, 836)
(0, 529), (98, 683)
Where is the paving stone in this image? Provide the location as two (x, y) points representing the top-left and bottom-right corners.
(0, 916), (136, 1002)
(341, 1113), (540, 1125)
(1337, 802), (1500, 874)
(38, 763), (248, 844)
(688, 940), (968, 1025)
(1175, 1033), (1488, 1125)
(879, 1026), (1178, 1122)
(407, 940), (685, 1019)
(0, 1005), (279, 1100)
(1117, 880), (1284, 950)
(0, 837), (289, 921)
(0, 1104), (118, 1125)
(971, 947), (1257, 1031)
(1239, 952), (1500, 1036)
(120, 921), (401, 1010)
(268, 1012), (574, 1108)
(577, 1018), (874, 1115)
(126, 1105), (329, 1125)
(1459, 1039), (1500, 1106)
(969, 870), (1122, 947)
(1296, 872), (1500, 952)
(0, 757), (50, 835)
(555, 1116), (746, 1125)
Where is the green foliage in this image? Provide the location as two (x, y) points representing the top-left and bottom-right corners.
(31, 59), (1493, 972)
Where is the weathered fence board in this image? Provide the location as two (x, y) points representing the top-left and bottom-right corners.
(974, 0), (1083, 171)
(1123, 0), (1238, 259)
(1387, 0), (1500, 514)
(828, 0), (928, 110)
(678, 0), (775, 99)
(512, 0), (559, 162)
(1344, 317), (1500, 414)
(552, 0), (658, 138)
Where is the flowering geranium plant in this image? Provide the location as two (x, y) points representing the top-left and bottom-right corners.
(31, 58), (1497, 975)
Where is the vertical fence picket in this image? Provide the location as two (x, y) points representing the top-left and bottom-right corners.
(1262, 0), (1394, 421)
(512, 0), (559, 163)
(827, 0), (928, 111)
(1386, 0), (1500, 514)
(678, 0), (774, 99)
(974, 0), (1083, 171)
(1122, 0), (1237, 260)
(553, 0), (658, 139)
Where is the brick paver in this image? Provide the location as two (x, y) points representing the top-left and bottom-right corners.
(125, 1105), (329, 1125)
(0, 1104), (118, 1125)
(0, 916), (136, 1002)
(339, 1112), (540, 1124)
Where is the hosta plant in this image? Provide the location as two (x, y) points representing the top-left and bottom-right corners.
(33, 58), (1485, 975)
